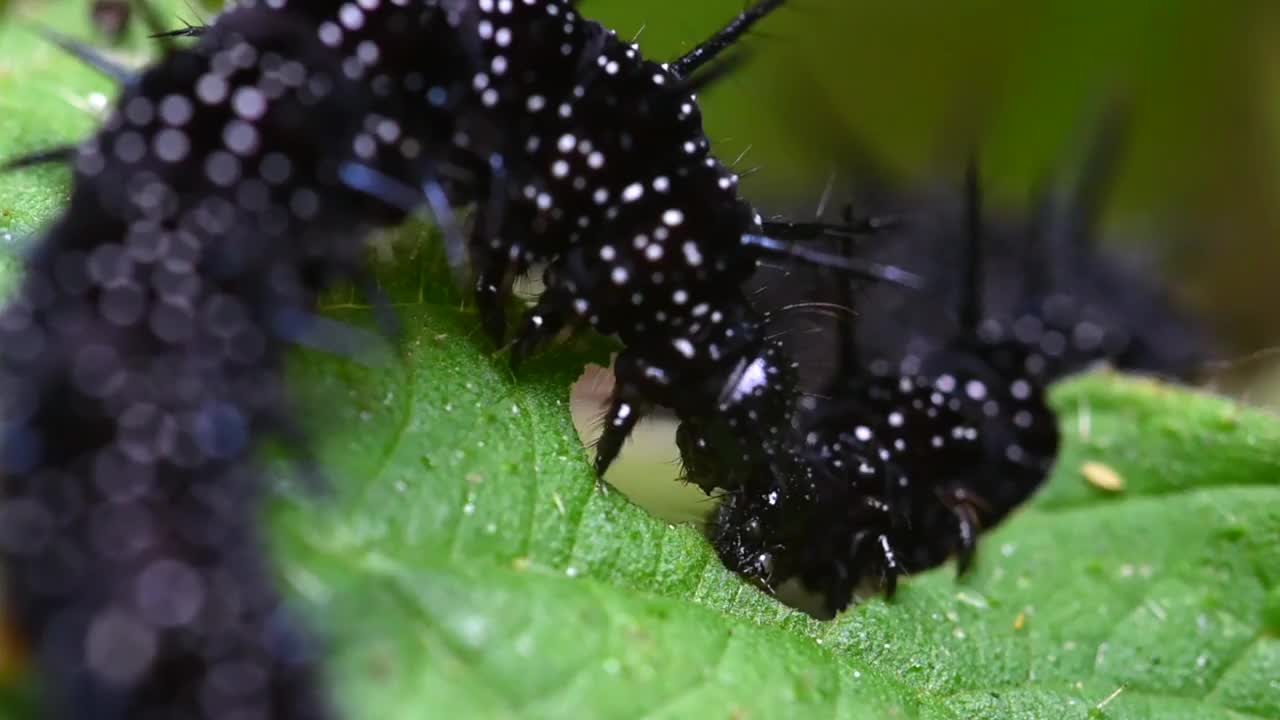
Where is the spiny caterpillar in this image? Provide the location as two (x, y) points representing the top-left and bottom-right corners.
(1, 0), (902, 716)
(687, 114), (1213, 616)
(774, 107), (1213, 389)
(139, 0), (907, 477)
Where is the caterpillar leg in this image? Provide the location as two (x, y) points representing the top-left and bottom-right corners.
(875, 532), (903, 597)
(594, 392), (648, 478)
(950, 502), (981, 575)
(508, 253), (589, 367)
(471, 163), (522, 344)
(593, 352), (656, 477)
(510, 298), (575, 369)
(474, 250), (520, 346)
(853, 529), (903, 598)
(940, 487), (988, 575)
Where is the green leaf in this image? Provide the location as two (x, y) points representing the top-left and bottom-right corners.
(272, 342), (1280, 720)
(2, 3), (1279, 719)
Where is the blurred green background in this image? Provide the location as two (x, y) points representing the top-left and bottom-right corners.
(587, 0), (1279, 364)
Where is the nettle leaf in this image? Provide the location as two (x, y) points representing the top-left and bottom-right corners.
(2, 3), (1279, 720)
(279, 342), (1280, 720)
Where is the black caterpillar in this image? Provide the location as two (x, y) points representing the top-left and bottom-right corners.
(2, 0), (905, 716)
(0, 9), (402, 717)
(767, 107), (1213, 388)
(685, 115), (1214, 616)
(139, 0), (905, 478)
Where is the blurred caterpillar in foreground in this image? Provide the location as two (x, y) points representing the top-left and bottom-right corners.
(0, 9), (396, 717)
